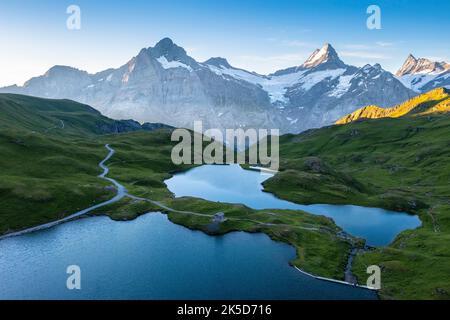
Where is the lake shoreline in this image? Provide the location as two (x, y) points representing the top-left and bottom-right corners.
(0, 212), (378, 300)
(0, 150), (411, 298)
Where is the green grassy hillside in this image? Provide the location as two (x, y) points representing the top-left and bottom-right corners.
(0, 93), (170, 137)
(0, 94), (113, 135)
(0, 94), (171, 233)
(0, 94), (118, 233)
(264, 111), (450, 299)
(0, 129), (109, 234)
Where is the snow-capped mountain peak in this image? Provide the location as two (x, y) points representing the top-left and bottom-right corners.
(302, 43), (342, 68)
(270, 43), (345, 77)
(397, 54), (449, 76)
(396, 54), (450, 92)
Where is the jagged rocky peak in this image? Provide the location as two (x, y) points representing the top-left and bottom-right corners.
(204, 57), (232, 69)
(359, 63), (384, 74)
(396, 54), (423, 76)
(270, 43), (345, 76)
(153, 37), (177, 51)
(302, 43), (343, 68)
(148, 37), (192, 63)
(373, 63), (383, 70)
(396, 54), (449, 76)
(396, 54), (418, 75)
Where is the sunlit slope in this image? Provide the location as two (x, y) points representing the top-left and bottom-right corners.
(336, 87), (450, 124)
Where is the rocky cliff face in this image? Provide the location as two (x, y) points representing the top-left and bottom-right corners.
(1, 38), (417, 133)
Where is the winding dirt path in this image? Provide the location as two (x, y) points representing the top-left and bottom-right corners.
(427, 206), (440, 233)
(0, 144), (127, 240)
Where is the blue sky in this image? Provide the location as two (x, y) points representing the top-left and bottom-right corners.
(0, 0), (449, 86)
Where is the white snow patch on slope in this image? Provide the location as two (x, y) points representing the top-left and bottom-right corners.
(207, 64), (263, 83)
(157, 56), (193, 72)
(398, 74), (438, 92)
(261, 70), (307, 103)
(328, 74), (353, 98)
(285, 117), (299, 124)
(206, 64), (346, 103)
(207, 64), (306, 103)
(299, 69), (346, 91)
(398, 68), (449, 92)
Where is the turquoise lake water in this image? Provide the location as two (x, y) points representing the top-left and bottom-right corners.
(0, 213), (376, 299)
(165, 164), (421, 246)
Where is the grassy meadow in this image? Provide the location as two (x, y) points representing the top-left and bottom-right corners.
(1, 91), (450, 299)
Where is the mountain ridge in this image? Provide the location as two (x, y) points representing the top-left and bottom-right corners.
(0, 38), (418, 133)
(335, 87), (450, 124)
(0, 93), (172, 136)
